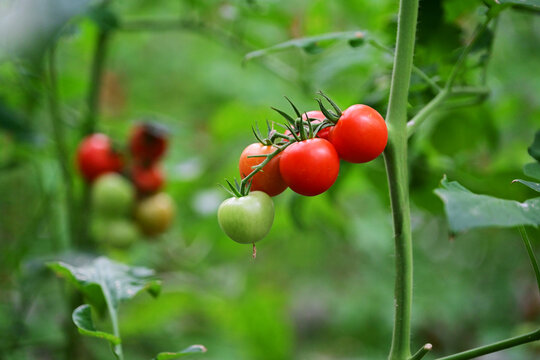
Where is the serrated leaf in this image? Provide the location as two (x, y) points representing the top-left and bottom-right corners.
(244, 31), (365, 61)
(528, 130), (540, 162)
(154, 345), (207, 359)
(524, 162), (540, 180)
(435, 177), (540, 232)
(513, 179), (540, 192)
(48, 257), (161, 314)
(498, 0), (540, 12)
(72, 305), (120, 344)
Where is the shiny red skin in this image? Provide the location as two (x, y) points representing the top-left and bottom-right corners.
(302, 111), (333, 140)
(129, 123), (168, 162)
(132, 165), (164, 193)
(329, 104), (388, 163)
(279, 138), (339, 196)
(77, 134), (123, 182)
(239, 143), (288, 197)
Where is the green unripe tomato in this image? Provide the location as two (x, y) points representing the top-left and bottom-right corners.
(92, 173), (135, 217)
(92, 218), (139, 248)
(217, 191), (274, 244)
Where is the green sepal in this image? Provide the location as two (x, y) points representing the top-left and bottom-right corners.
(285, 97), (302, 118)
(271, 107), (296, 126)
(316, 99), (340, 123)
(317, 91), (342, 117)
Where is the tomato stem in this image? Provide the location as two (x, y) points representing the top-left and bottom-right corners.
(238, 142), (293, 194)
(383, 0), (419, 358)
(408, 343), (432, 360)
(434, 328), (540, 360)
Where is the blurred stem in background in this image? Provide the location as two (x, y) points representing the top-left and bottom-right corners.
(46, 44), (74, 246)
(78, 24), (111, 248)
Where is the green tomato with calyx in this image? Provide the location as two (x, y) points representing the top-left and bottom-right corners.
(217, 191), (274, 244)
(92, 173), (135, 217)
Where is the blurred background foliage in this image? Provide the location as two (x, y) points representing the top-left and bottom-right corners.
(0, 0), (539, 359)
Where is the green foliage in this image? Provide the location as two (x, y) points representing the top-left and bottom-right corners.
(48, 256), (161, 313)
(72, 304), (121, 344)
(528, 130), (540, 162)
(513, 179), (540, 193)
(435, 177), (540, 232)
(244, 31), (367, 61)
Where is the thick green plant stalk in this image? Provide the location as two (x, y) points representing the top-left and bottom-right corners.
(383, 0), (419, 359)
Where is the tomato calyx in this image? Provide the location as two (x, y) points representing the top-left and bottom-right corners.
(316, 90), (342, 124)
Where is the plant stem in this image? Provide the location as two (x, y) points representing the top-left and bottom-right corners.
(383, 0), (419, 359)
(434, 328), (540, 360)
(47, 44), (75, 245)
(409, 343), (432, 360)
(405, 15), (493, 138)
(78, 26), (111, 246)
(518, 226), (540, 293)
(367, 39), (441, 93)
(406, 87), (490, 137)
(83, 28), (110, 135)
(105, 294), (123, 360)
(240, 141), (292, 190)
(406, 89), (448, 136)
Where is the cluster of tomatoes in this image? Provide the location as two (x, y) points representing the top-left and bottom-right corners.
(76, 123), (175, 248)
(218, 95), (388, 253)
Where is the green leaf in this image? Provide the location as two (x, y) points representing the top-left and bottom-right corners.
(513, 179), (540, 192)
(528, 130), (540, 162)
(72, 305), (120, 345)
(154, 345), (207, 359)
(244, 31), (366, 61)
(48, 257), (161, 314)
(434, 177), (540, 232)
(524, 162), (540, 180)
(498, 0), (540, 12)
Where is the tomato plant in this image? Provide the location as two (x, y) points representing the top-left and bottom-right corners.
(329, 104), (388, 163)
(279, 138), (339, 196)
(77, 134), (123, 182)
(135, 192), (175, 236)
(217, 191), (274, 244)
(239, 143), (287, 197)
(91, 173), (135, 217)
(132, 164), (164, 194)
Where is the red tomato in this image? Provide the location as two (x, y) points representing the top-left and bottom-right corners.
(329, 104), (387, 163)
(302, 110), (332, 140)
(129, 123), (168, 163)
(279, 138), (339, 196)
(239, 143), (287, 197)
(77, 134), (123, 182)
(132, 165), (164, 193)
